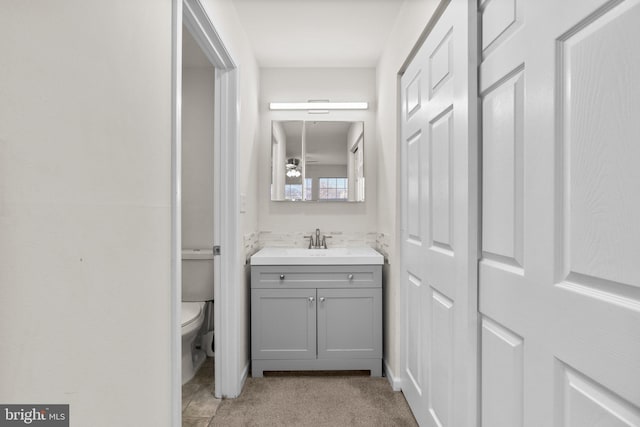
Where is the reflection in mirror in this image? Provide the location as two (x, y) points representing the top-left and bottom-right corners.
(271, 121), (364, 202)
(271, 121), (305, 201)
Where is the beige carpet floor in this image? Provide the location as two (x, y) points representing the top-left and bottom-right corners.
(210, 375), (418, 427)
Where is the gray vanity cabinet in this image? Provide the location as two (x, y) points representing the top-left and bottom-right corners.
(251, 265), (382, 377)
(251, 288), (317, 360)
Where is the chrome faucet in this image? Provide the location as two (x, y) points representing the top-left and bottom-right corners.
(304, 228), (331, 249)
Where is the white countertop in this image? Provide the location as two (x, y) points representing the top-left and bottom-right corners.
(250, 247), (384, 266)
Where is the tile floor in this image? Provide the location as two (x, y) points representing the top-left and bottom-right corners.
(182, 357), (220, 426)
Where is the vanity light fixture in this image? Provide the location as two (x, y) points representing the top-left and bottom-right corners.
(269, 101), (368, 111)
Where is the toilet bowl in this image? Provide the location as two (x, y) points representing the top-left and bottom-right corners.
(181, 301), (206, 384)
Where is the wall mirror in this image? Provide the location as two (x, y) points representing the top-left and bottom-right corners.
(271, 120), (365, 202)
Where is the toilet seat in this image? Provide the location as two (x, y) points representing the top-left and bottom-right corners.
(182, 302), (205, 328)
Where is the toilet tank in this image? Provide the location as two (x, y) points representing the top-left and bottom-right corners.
(182, 249), (215, 301)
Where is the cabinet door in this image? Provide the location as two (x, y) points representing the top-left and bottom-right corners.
(251, 289), (316, 360)
(317, 288), (382, 359)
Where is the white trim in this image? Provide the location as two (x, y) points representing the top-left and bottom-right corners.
(170, 1), (183, 425)
(384, 359), (402, 391)
(215, 67), (242, 398)
(183, 0), (234, 69)
(212, 68), (224, 398)
(174, 2), (241, 421)
(240, 360), (250, 391)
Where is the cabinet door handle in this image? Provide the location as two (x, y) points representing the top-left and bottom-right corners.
(319, 297), (325, 303)
(280, 274), (285, 280)
(348, 274), (354, 280)
(308, 296), (315, 302)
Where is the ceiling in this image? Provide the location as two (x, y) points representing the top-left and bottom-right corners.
(231, 0), (406, 67)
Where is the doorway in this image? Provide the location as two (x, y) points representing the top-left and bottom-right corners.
(171, 0), (241, 424)
(182, 19), (215, 382)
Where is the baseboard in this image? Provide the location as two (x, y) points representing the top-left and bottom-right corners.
(239, 360), (250, 390)
(384, 359), (402, 391)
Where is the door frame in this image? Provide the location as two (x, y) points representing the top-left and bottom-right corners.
(172, 0), (240, 423)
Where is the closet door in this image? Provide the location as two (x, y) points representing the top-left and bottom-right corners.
(399, 1), (478, 425)
(479, 0), (640, 425)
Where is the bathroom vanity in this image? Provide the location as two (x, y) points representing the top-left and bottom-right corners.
(250, 247), (383, 377)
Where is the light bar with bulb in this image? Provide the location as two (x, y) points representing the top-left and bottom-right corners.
(269, 102), (368, 111)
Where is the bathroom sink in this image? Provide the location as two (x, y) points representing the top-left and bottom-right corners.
(250, 247), (384, 265)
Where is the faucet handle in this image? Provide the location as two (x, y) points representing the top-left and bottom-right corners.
(321, 235), (332, 249)
(303, 235), (314, 249)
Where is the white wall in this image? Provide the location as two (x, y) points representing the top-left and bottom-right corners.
(182, 67), (215, 249)
(258, 68), (377, 242)
(0, 0), (261, 423)
(0, 1), (173, 425)
(375, 0), (440, 382)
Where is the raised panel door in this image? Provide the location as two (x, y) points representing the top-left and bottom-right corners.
(479, 0), (640, 424)
(400, 1), (479, 425)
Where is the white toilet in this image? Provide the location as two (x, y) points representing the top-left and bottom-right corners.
(181, 249), (214, 384)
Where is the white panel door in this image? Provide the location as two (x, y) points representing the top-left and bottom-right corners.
(479, 0), (640, 425)
(400, 1), (478, 425)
